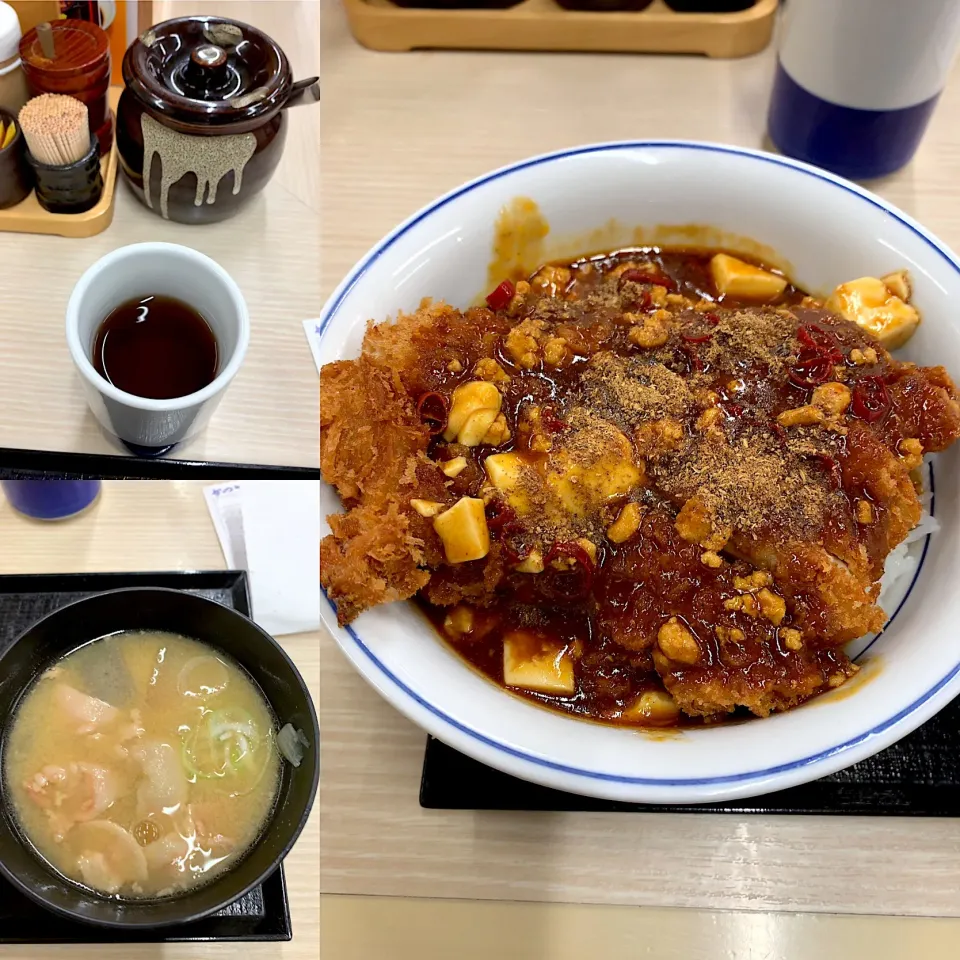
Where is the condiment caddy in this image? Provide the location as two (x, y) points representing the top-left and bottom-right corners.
(343, 0), (777, 56)
(0, 0), (118, 235)
(0, 10), (318, 233)
(0, 84), (118, 236)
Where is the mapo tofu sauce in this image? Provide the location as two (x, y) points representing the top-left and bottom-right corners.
(319, 242), (960, 727)
(410, 248), (949, 725)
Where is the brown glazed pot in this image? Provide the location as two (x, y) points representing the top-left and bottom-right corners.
(117, 16), (318, 225)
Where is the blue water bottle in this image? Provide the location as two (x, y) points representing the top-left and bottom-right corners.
(1, 480), (102, 520)
(768, 0), (960, 180)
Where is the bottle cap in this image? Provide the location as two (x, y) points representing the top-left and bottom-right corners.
(0, 1), (23, 66)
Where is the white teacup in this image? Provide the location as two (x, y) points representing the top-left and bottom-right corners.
(66, 242), (249, 454)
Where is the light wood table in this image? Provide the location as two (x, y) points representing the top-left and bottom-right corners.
(0, 1), (320, 468)
(320, 0), (960, 954)
(0, 480), (319, 959)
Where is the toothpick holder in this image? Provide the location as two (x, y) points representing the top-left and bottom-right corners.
(26, 134), (102, 213)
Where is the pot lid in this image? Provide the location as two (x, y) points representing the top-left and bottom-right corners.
(19, 18), (108, 75)
(122, 16), (292, 128)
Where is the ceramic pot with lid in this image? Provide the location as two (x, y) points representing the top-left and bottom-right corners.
(117, 16), (318, 225)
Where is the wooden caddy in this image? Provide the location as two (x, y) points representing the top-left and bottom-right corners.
(343, 0), (778, 57)
(0, 88), (121, 239)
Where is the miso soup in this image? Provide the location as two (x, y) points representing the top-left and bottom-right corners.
(3, 631), (280, 899)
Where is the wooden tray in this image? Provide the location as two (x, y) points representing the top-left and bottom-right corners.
(0, 87), (121, 239)
(343, 0), (778, 57)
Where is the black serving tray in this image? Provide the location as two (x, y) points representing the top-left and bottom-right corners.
(0, 448), (320, 479)
(420, 688), (960, 816)
(0, 570), (292, 943)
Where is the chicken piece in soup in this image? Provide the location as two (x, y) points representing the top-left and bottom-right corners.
(3, 632), (280, 898)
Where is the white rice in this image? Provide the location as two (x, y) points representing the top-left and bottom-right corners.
(877, 480), (937, 605)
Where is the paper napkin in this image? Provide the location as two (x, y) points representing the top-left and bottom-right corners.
(204, 481), (319, 636)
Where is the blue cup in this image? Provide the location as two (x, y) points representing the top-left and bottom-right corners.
(767, 0), (960, 180)
(1, 480), (102, 520)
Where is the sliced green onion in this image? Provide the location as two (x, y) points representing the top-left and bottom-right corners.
(182, 708), (261, 779)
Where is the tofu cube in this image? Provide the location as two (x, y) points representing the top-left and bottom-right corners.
(710, 253), (788, 302)
(881, 270), (911, 301)
(484, 452), (525, 492)
(825, 276), (920, 349)
(410, 498), (444, 518)
(484, 452), (531, 513)
(432, 497), (490, 564)
(444, 381), (502, 445)
(514, 549), (545, 573)
(502, 630), (575, 695)
(441, 456), (468, 478)
(620, 690), (681, 725)
(607, 502), (642, 543)
(546, 435), (643, 518)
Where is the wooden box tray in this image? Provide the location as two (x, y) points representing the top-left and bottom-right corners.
(343, 0), (777, 57)
(0, 87), (121, 239)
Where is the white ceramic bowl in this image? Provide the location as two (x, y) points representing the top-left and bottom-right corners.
(319, 141), (960, 803)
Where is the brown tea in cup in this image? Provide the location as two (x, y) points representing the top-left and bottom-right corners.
(92, 295), (219, 399)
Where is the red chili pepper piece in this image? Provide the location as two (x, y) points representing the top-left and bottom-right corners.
(788, 353), (834, 388)
(816, 453), (843, 488)
(500, 519), (530, 564)
(542, 540), (596, 600)
(541, 405), (567, 433)
(681, 332), (712, 344)
(851, 376), (891, 423)
(485, 279), (515, 311)
(720, 400), (744, 419)
(486, 500), (516, 534)
(624, 289), (653, 312)
(646, 270), (677, 291)
(796, 325), (820, 351)
(796, 325), (843, 363)
(618, 267), (677, 291)
(705, 312), (722, 326)
(680, 343), (704, 373)
(416, 391), (450, 435)
(618, 268), (647, 286)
